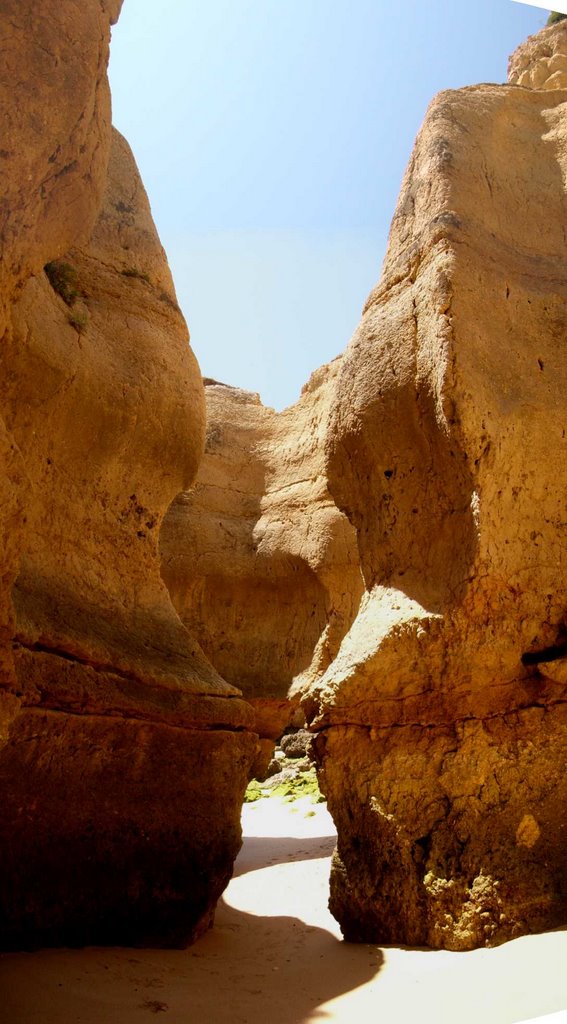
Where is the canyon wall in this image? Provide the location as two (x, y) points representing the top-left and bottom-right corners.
(1, 4), (565, 955)
(161, 365), (363, 773)
(0, 1), (256, 949)
(164, 21), (567, 950)
(308, 21), (567, 950)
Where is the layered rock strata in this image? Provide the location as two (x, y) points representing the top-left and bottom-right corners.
(306, 27), (567, 950)
(0, 2), (255, 949)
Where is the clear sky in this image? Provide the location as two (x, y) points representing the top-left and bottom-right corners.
(109, 0), (545, 410)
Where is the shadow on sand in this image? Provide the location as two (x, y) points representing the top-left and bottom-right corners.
(0, 820), (383, 1023)
(0, 900), (383, 1024)
(234, 833), (337, 876)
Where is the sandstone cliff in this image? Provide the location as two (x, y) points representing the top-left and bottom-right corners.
(307, 22), (567, 950)
(163, 21), (567, 951)
(160, 366), (363, 771)
(3, 4), (566, 956)
(0, 0), (122, 694)
(0, 1), (256, 949)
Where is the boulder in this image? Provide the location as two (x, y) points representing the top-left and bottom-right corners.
(280, 729), (313, 759)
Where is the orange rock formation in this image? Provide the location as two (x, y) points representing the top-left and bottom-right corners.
(0, 1), (256, 949)
(310, 23), (567, 949)
(1, 5), (565, 954)
(164, 22), (567, 950)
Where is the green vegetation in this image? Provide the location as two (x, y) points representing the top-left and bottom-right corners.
(67, 310), (89, 333)
(244, 779), (264, 803)
(121, 267), (151, 284)
(271, 768), (325, 803)
(44, 260), (80, 306)
(547, 11), (567, 24)
(244, 768), (325, 804)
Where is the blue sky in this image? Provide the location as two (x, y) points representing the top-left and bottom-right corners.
(109, 1), (545, 409)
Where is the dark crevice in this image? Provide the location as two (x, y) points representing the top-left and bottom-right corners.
(311, 695), (567, 736)
(522, 641), (567, 666)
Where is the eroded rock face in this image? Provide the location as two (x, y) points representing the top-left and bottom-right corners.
(5, 5), (566, 954)
(160, 365), (363, 757)
(0, 6), (256, 949)
(163, 25), (567, 948)
(0, 0), (121, 693)
(508, 18), (567, 90)
(305, 30), (567, 950)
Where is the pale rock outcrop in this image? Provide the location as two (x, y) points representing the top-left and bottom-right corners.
(160, 362), (363, 761)
(509, 18), (567, 90)
(305, 26), (567, 950)
(0, 4), (256, 949)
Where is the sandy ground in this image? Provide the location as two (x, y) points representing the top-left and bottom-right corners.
(1, 796), (566, 1024)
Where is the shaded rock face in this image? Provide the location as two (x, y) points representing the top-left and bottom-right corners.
(306, 29), (567, 950)
(160, 366), (363, 748)
(0, 0), (121, 690)
(0, 3), (256, 950)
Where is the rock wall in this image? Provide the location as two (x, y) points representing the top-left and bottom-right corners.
(0, 2), (256, 949)
(163, 23), (567, 950)
(0, 0), (121, 692)
(3, 6), (566, 954)
(160, 365), (362, 768)
(306, 28), (567, 950)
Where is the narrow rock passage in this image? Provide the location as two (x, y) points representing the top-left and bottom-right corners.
(0, 798), (566, 1024)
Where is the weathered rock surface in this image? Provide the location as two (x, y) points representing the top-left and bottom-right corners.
(5, 5), (566, 956)
(280, 728), (313, 760)
(0, 0), (122, 693)
(160, 365), (363, 748)
(305, 26), (567, 950)
(0, 3), (256, 950)
(508, 18), (567, 90)
(161, 24), (567, 951)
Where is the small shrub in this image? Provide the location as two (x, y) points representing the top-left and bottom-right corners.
(44, 260), (80, 305)
(67, 310), (88, 333)
(547, 11), (567, 24)
(121, 267), (150, 284)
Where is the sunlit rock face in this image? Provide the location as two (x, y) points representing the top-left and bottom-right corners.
(304, 24), (567, 950)
(508, 18), (567, 90)
(0, 2), (256, 950)
(160, 22), (567, 950)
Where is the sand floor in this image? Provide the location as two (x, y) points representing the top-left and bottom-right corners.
(1, 796), (566, 1024)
